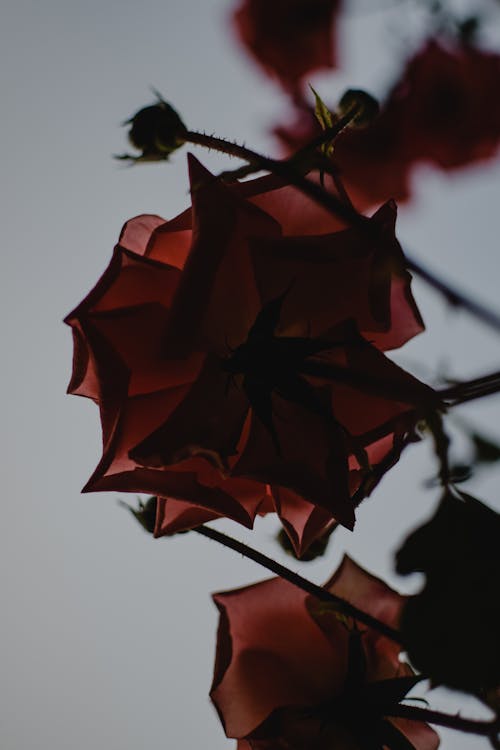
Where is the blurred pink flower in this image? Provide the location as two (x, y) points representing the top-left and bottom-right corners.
(274, 39), (500, 210)
(232, 0), (342, 92)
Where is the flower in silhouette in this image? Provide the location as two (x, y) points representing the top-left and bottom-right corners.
(211, 557), (439, 750)
(232, 0), (342, 92)
(66, 155), (435, 555)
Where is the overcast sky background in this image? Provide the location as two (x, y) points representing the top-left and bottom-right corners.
(2, 0), (500, 748)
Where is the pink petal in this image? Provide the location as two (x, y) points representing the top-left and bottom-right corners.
(118, 214), (166, 256)
(155, 480), (270, 536)
(211, 577), (343, 738)
(390, 718), (440, 750)
(273, 488), (336, 558)
(317, 556), (404, 680)
(162, 155), (281, 358)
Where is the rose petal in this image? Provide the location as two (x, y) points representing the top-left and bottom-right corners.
(130, 354), (250, 471)
(163, 155), (281, 357)
(232, 0), (341, 91)
(155, 480), (270, 536)
(316, 556), (403, 680)
(212, 577), (342, 738)
(273, 488), (336, 558)
(233, 394), (354, 529)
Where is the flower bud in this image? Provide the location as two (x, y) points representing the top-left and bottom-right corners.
(117, 95), (187, 162)
(338, 88), (379, 128)
(119, 496), (157, 533)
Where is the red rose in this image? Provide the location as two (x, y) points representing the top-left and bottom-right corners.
(275, 38), (500, 209)
(394, 39), (500, 170)
(66, 155), (433, 555)
(211, 556), (440, 750)
(232, 0), (342, 93)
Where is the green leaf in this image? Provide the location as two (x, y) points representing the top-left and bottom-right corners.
(396, 489), (500, 692)
(310, 85), (335, 159)
(310, 85), (334, 131)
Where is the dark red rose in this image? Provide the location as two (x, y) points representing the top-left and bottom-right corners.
(66, 155), (434, 555)
(275, 39), (500, 209)
(211, 557), (440, 750)
(394, 39), (500, 170)
(232, 0), (342, 93)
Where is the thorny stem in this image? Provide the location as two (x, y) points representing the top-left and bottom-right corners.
(194, 525), (403, 645)
(185, 130), (500, 336)
(387, 704), (500, 742)
(186, 109), (355, 175)
(184, 129), (366, 228)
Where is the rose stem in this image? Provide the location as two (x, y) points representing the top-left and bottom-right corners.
(193, 525), (403, 644)
(184, 127), (364, 228)
(440, 369), (500, 405)
(404, 255), (500, 333)
(386, 704), (499, 740)
(184, 130), (500, 336)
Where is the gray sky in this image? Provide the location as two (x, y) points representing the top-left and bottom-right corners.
(2, 0), (500, 748)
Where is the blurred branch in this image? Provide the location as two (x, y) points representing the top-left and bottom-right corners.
(406, 255), (500, 335)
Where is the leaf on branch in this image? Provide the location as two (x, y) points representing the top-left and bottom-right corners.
(471, 430), (500, 465)
(310, 85), (335, 158)
(396, 488), (500, 694)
